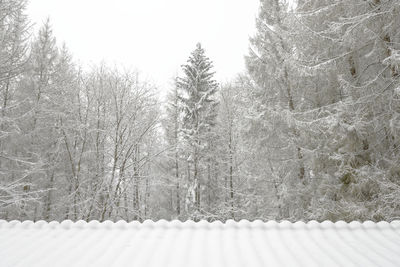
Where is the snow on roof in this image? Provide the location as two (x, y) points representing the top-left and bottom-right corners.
(1, 219), (400, 267)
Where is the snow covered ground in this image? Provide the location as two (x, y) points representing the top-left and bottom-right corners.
(0, 220), (399, 267)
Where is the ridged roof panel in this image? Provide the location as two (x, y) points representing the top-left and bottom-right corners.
(1, 220), (400, 267)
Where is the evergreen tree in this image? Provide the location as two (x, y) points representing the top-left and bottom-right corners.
(245, 0), (400, 221)
(177, 43), (218, 218)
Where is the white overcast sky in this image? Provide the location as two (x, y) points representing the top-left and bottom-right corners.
(26, 0), (259, 89)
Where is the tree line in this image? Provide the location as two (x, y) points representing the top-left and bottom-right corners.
(1, 0), (399, 222)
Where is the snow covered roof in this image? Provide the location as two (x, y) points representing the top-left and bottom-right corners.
(1, 219), (400, 267)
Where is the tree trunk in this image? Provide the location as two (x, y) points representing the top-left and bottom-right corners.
(44, 171), (54, 221)
(175, 150), (180, 216)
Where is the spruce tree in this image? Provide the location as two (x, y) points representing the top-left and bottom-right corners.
(178, 43), (218, 216)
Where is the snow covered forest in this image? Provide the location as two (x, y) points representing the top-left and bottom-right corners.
(1, 0), (400, 222)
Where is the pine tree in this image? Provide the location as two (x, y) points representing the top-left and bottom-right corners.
(177, 43), (218, 217)
(245, 0), (305, 219)
(245, 0), (400, 221)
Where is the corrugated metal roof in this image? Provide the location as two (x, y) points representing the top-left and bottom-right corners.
(0, 219), (399, 267)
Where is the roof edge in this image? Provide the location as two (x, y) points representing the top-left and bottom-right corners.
(1, 219), (400, 230)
